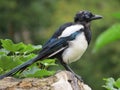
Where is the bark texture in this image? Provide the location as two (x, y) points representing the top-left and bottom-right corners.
(0, 71), (92, 90)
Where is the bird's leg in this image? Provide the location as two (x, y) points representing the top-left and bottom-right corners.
(60, 61), (83, 82)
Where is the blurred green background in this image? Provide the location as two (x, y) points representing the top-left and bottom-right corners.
(0, 0), (120, 89)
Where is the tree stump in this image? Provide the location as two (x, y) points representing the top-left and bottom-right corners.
(0, 71), (92, 90)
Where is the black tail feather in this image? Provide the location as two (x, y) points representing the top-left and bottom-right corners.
(0, 56), (41, 79)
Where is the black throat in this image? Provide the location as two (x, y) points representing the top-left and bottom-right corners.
(80, 22), (92, 44)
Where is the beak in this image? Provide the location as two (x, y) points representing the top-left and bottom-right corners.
(91, 15), (103, 20)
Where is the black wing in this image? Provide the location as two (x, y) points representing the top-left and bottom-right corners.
(42, 22), (74, 49)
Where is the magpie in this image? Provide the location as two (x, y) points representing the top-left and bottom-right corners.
(0, 11), (102, 81)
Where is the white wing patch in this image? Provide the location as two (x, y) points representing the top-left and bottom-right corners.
(59, 24), (84, 38)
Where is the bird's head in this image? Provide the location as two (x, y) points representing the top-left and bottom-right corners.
(74, 11), (102, 23)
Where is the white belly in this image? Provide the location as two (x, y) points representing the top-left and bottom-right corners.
(62, 32), (88, 64)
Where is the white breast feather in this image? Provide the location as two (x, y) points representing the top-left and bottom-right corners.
(62, 32), (88, 64)
(59, 24), (84, 38)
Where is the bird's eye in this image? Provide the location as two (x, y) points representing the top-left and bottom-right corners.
(88, 13), (93, 17)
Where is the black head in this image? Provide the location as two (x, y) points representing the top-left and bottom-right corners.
(74, 11), (102, 22)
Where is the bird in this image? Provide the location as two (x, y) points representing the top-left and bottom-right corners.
(0, 10), (102, 81)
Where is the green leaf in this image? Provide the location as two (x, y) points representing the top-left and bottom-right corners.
(0, 39), (42, 54)
(93, 24), (120, 52)
(21, 66), (55, 78)
(19, 54), (36, 62)
(0, 56), (23, 71)
(40, 59), (57, 67)
(0, 67), (3, 73)
(0, 39), (19, 52)
(18, 44), (41, 54)
(103, 78), (119, 90)
(0, 48), (9, 55)
(114, 78), (120, 88)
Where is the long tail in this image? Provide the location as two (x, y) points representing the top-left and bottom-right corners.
(0, 55), (42, 79)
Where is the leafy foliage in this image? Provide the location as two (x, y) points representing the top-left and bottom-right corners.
(1, 39), (42, 54)
(93, 24), (120, 52)
(21, 66), (55, 78)
(103, 78), (120, 90)
(0, 39), (56, 78)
